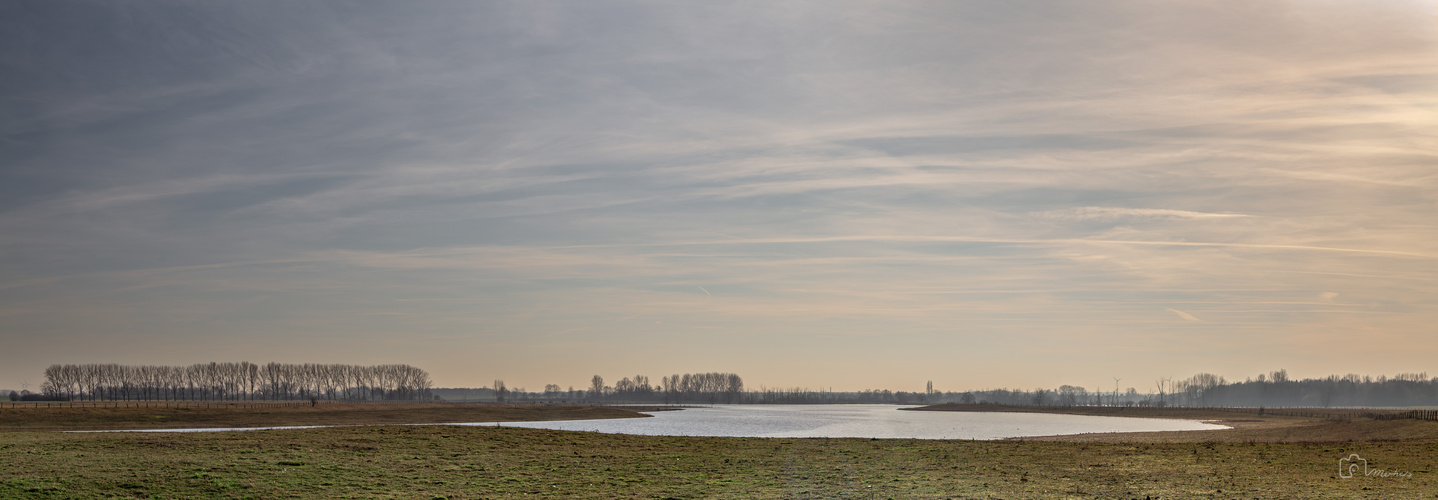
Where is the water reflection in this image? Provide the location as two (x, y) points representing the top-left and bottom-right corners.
(76, 405), (1228, 439)
(466, 405), (1227, 440)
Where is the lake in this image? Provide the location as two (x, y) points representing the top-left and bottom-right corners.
(475, 405), (1228, 440)
(82, 405), (1228, 439)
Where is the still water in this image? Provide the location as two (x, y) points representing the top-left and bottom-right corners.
(461, 405), (1226, 440)
(85, 405), (1227, 439)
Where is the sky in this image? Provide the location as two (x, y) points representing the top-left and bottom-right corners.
(2, 1), (1436, 393)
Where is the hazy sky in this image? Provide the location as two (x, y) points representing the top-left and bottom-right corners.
(2, 1), (1435, 392)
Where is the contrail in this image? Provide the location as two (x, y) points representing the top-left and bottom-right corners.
(697, 285), (710, 296)
(1165, 308), (1202, 322)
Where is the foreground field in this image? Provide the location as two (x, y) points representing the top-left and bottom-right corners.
(4, 419), (1438, 498)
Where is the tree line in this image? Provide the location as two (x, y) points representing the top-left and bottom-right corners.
(1167, 370), (1438, 408)
(653, 373), (745, 404)
(938, 370), (1438, 408)
(40, 362), (433, 401)
(461, 369), (1438, 407)
(438, 374), (939, 405)
(438, 372), (746, 404)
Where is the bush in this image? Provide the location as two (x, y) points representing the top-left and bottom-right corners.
(19, 393), (69, 401)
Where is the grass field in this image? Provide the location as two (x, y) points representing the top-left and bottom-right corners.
(2, 403), (1436, 498)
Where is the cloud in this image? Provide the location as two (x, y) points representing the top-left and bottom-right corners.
(1166, 308), (1203, 322)
(0, 1), (1435, 389)
(1033, 207), (1250, 221)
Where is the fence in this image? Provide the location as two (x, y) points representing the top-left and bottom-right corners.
(1368, 409), (1438, 422)
(945, 403), (1438, 422)
(1157, 406), (1438, 422)
(1264, 407), (1434, 422)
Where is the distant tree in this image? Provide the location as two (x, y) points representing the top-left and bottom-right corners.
(590, 375), (605, 400)
(6, 391), (16, 401)
(1057, 385), (1086, 406)
(1318, 375), (1337, 407)
(661, 375), (679, 403)
(1178, 373), (1224, 406)
(493, 380), (507, 403)
(615, 377), (634, 396)
(724, 373), (744, 403)
(1269, 369), (1289, 383)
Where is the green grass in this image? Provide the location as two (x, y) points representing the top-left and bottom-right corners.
(3, 424), (1436, 499)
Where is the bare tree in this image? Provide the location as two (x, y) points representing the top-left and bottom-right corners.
(40, 362), (433, 401)
(589, 375), (605, 401)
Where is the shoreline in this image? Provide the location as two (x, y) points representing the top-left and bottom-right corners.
(908, 403), (1438, 443)
(9, 402), (1437, 443)
(0, 402), (673, 432)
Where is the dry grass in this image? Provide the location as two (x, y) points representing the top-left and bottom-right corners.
(4, 424), (1438, 499)
(5, 403), (1438, 498)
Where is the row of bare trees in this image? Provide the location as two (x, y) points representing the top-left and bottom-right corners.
(938, 370), (1438, 408)
(447, 373), (746, 404)
(432, 372), (744, 404)
(41, 362), (433, 401)
(747, 387), (931, 404)
(579, 373), (745, 403)
(1168, 371), (1438, 408)
(657, 372), (744, 404)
